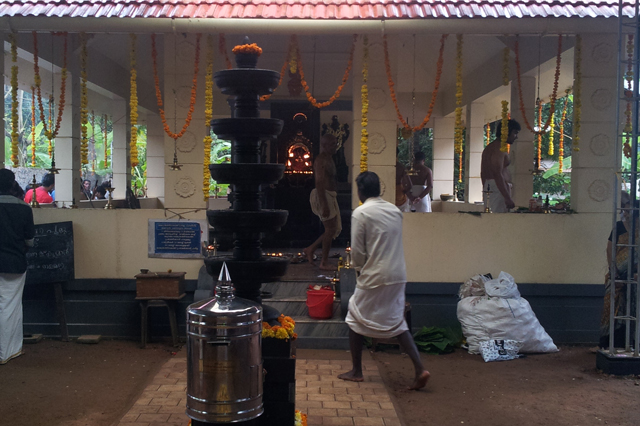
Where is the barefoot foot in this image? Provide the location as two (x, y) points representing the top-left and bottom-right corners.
(319, 263), (337, 271)
(408, 371), (430, 390)
(337, 370), (364, 382)
(302, 248), (315, 264)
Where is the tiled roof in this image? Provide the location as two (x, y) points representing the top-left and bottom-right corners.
(0, 0), (633, 19)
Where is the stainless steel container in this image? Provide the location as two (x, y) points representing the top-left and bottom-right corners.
(186, 266), (263, 423)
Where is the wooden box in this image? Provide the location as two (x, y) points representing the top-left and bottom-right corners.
(135, 272), (186, 299)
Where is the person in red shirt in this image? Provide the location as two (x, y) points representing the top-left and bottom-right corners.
(24, 174), (55, 204)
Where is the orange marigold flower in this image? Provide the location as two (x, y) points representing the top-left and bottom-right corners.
(232, 43), (263, 56)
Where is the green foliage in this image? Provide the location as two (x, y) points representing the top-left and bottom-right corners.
(209, 133), (231, 198)
(412, 326), (463, 354)
(397, 128), (433, 169)
(131, 126), (147, 196)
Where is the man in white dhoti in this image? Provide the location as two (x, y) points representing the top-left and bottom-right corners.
(338, 171), (430, 390)
(0, 169), (35, 365)
(407, 151), (432, 212)
(481, 119), (521, 213)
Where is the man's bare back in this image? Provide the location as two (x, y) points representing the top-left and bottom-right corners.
(480, 120), (520, 210)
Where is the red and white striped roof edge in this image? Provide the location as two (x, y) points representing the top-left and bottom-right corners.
(0, 0), (636, 20)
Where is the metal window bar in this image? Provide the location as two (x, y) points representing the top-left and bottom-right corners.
(607, 0), (640, 357)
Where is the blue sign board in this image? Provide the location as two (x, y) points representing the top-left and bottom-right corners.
(148, 219), (208, 258)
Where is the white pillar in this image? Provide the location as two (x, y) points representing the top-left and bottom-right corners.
(351, 35), (398, 207)
(111, 97), (127, 199)
(570, 34), (618, 213)
(146, 113), (165, 202)
(432, 117), (455, 199)
(466, 102), (486, 203)
(510, 76), (535, 207)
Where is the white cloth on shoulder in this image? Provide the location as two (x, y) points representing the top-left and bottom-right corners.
(397, 198), (411, 212)
(346, 283), (409, 339)
(0, 272), (26, 363)
(410, 185), (432, 212)
(484, 179), (511, 213)
(309, 188), (342, 239)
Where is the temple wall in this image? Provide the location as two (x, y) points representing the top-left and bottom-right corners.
(33, 208), (608, 285)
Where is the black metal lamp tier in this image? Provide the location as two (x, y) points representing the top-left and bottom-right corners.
(206, 41), (289, 323)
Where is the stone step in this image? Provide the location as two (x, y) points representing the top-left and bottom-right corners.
(291, 316), (350, 350)
(262, 279), (336, 298)
(263, 297), (341, 318)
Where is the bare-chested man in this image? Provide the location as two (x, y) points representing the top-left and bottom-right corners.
(395, 160), (412, 212)
(407, 151), (433, 212)
(480, 119), (521, 213)
(303, 134), (342, 270)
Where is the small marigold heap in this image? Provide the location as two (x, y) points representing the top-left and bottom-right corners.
(262, 315), (297, 340)
(232, 42), (263, 56)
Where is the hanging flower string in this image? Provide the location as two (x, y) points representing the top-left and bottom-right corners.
(515, 34), (563, 136)
(80, 33), (89, 166)
(151, 33), (201, 140)
(48, 95), (53, 157)
(295, 34), (357, 109)
(500, 47), (510, 152)
(624, 34), (634, 159)
(558, 91), (569, 173)
(203, 35), (214, 201)
(90, 110), (96, 173)
(33, 31), (68, 144)
(261, 36), (295, 102)
(384, 34), (448, 132)
(536, 100), (542, 169)
(454, 34), (464, 182)
(31, 86), (37, 167)
(219, 34), (232, 70)
(103, 114), (109, 168)
(129, 34), (139, 167)
(548, 113), (555, 156)
(573, 35), (582, 152)
(9, 33), (19, 167)
(485, 122), (490, 147)
(360, 35), (369, 173)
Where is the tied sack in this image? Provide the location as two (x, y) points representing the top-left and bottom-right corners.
(456, 272), (558, 354)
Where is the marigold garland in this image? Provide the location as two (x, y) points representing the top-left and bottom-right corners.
(31, 86), (36, 167)
(260, 36), (295, 102)
(90, 110), (96, 173)
(624, 35), (633, 159)
(203, 35), (214, 201)
(129, 34), (139, 167)
(294, 410), (308, 426)
(232, 43), (262, 56)
(33, 31), (68, 144)
(47, 95), (53, 157)
(536, 99), (542, 169)
(573, 35), (582, 152)
(485, 122), (491, 147)
(80, 33), (89, 166)
(515, 34), (563, 136)
(219, 34), (232, 70)
(558, 92), (569, 173)
(103, 114), (109, 168)
(262, 315), (297, 340)
(9, 33), (19, 167)
(151, 33), (201, 141)
(454, 34), (464, 182)
(500, 101), (509, 152)
(384, 34), (448, 132)
(548, 113), (555, 156)
(296, 34), (357, 109)
(360, 35), (369, 173)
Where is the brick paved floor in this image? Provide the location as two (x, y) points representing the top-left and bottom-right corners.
(117, 349), (400, 426)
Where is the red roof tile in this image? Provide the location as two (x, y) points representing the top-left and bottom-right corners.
(0, 0), (633, 19)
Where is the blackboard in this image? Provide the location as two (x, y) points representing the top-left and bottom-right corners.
(26, 221), (75, 285)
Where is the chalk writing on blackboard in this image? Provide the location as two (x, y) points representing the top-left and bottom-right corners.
(26, 221), (74, 285)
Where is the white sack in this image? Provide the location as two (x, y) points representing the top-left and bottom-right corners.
(457, 274), (558, 354)
(485, 271), (520, 299)
(458, 274), (489, 299)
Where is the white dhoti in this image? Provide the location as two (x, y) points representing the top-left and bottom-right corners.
(410, 186), (432, 212)
(345, 283), (409, 339)
(0, 272), (26, 363)
(310, 189), (342, 239)
(484, 179), (511, 213)
(397, 199), (411, 212)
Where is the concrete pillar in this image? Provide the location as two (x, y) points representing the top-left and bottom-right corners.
(510, 76), (535, 207)
(53, 68), (78, 205)
(110, 97), (127, 199)
(570, 34), (618, 213)
(146, 113), (165, 202)
(466, 102), (486, 203)
(432, 117), (455, 200)
(162, 33), (206, 209)
(351, 34), (398, 207)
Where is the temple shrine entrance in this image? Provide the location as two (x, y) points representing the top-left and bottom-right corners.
(264, 101), (351, 248)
